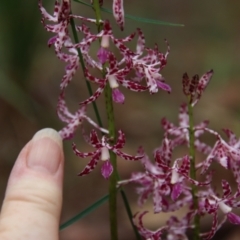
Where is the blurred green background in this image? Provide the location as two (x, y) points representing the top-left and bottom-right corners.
(1, 0), (240, 239)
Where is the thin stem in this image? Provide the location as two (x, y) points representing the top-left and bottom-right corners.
(92, 0), (118, 239)
(80, 1), (141, 238)
(69, 17), (103, 128)
(119, 186), (142, 240)
(187, 99), (200, 240)
(104, 82), (118, 240)
(92, 0), (103, 32)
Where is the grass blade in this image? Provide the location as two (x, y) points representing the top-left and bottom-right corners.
(73, 0), (184, 27)
(60, 194), (109, 231)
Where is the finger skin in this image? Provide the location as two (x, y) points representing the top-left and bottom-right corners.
(0, 129), (64, 240)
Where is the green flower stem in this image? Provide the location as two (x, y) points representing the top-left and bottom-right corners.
(92, 1), (118, 239)
(104, 82), (118, 240)
(69, 17), (103, 128)
(118, 186), (142, 240)
(92, 0), (103, 31)
(187, 99), (200, 240)
(80, 1), (141, 238)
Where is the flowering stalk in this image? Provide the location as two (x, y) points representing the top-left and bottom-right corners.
(187, 97), (200, 239)
(92, 0), (103, 31)
(105, 83), (118, 240)
(92, 1), (118, 238)
(69, 16), (103, 128)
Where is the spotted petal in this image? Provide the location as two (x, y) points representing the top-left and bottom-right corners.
(78, 151), (101, 176)
(114, 149), (143, 161)
(192, 69), (214, 107)
(112, 130), (126, 149)
(222, 180), (232, 199)
(80, 83), (106, 106)
(72, 143), (97, 158)
(133, 211), (166, 239)
(112, 0), (124, 30)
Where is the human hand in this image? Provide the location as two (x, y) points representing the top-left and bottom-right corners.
(0, 128), (64, 240)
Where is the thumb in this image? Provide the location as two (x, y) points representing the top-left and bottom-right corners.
(0, 128), (64, 240)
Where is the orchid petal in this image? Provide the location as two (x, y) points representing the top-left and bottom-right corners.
(78, 151), (101, 176)
(112, 88), (125, 104)
(112, 0), (124, 30)
(227, 212), (240, 225)
(101, 160), (113, 179)
(171, 182), (183, 201)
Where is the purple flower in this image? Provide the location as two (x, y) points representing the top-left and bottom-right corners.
(72, 22), (171, 98)
(38, 0), (80, 90)
(97, 47), (109, 64)
(39, 0), (104, 92)
(227, 212), (240, 224)
(161, 103), (211, 154)
(72, 130), (142, 179)
(201, 180), (240, 239)
(57, 92), (108, 140)
(113, 0), (124, 30)
(123, 29), (171, 94)
(38, 0), (71, 52)
(80, 53), (148, 105)
(71, 20), (135, 69)
(112, 88), (125, 104)
(166, 211), (195, 239)
(133, 211), (166, 240)
(201, 128), (240, 184)
(118, 144), (202, 213)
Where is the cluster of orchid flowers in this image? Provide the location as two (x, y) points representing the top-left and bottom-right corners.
(117, 72), (240, 239)
(39, 0), (240, 239)
(39, 0), (171, 177)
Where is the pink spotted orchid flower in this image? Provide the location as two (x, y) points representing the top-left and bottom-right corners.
(72, 130), (142, 179)
(161, 103), (211, 154)
(165, 211), (195, 240)
(118, 142), (206, 213)
(129, 28), (171, 94)
(133, 211), (166, 240)
(113, 0), (124, 30)
(81, 52), (148, 105)
(71, 20), (135, 69)
(118, 146), (174, 213)
(71, 21), (171, 103)
(39, 0), (80, 90)
(38, 0), (71, 52)
(39, 0), (103, 91)
(200, 180), (240, 239)
(133, 210), (195, 240)
(201, 128), (240, 184)
(57, 92), (108, 140)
